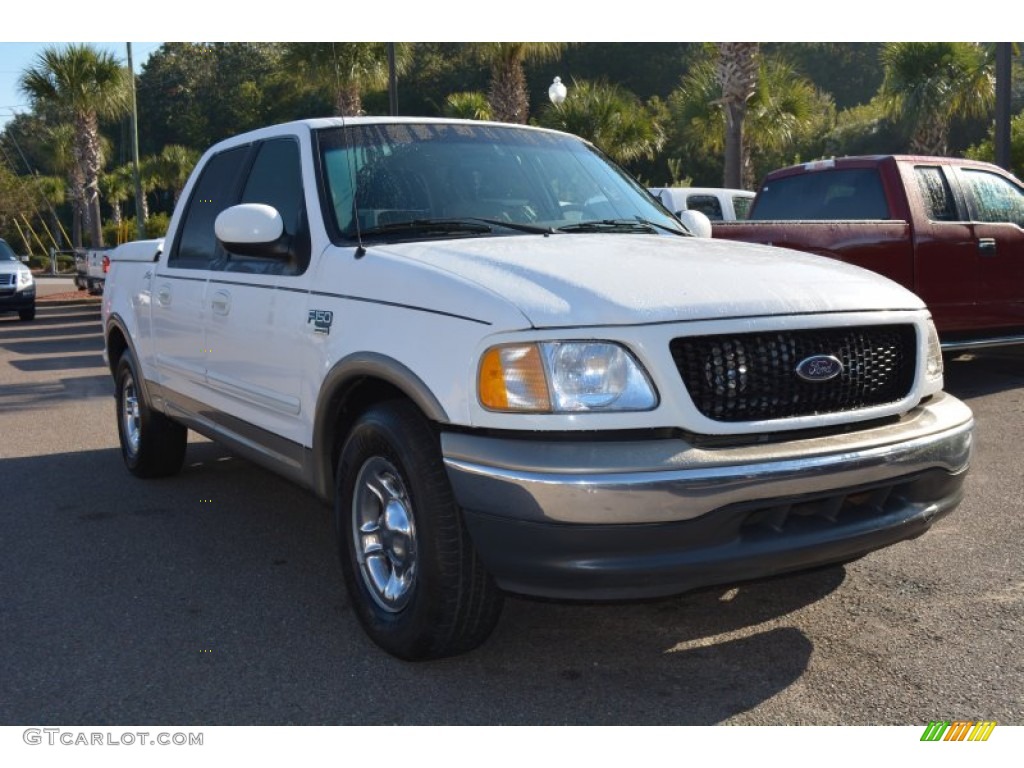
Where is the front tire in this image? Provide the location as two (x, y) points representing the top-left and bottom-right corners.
(335, 401), (503, 660)
(115, 351), (187, 478)
(18, 305), (35, 321)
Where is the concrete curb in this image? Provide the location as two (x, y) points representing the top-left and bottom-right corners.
(38, 297), (102, 308)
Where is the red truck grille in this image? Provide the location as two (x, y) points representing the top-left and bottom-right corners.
(670, 325), (917, 422)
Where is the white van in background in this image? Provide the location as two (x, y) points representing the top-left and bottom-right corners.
(649, 187), (755, 222)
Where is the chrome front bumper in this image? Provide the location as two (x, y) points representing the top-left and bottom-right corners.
(442, 393), (973, 599)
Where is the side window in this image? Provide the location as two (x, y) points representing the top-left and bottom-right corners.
(220, 138), (311, 274)
(169, 147), (248, 270)
(962, 169), (1024, 227)
(914, 166), (959, 222)
(732, 195), (753, 220)
(686, 194), (724, 221)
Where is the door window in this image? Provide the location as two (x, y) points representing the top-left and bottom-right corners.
(169, 146), (249, 270)
(216, 138), (310, 274)
(962, 169), (1024, 226)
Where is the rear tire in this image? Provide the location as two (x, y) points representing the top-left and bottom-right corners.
(115, 351), (187, 478)
(335, 400), (503, 660)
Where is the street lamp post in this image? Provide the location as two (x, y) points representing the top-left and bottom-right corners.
(548, 76), (567, 107)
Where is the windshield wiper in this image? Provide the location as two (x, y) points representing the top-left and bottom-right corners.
(463, 217), (554, 235)
(635, 217), (689, 236)
(557, 218), (659, 234)
(360, 218), (493, 237)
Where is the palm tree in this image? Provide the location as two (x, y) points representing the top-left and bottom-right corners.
(669, 55), (830, 188)
(443, 92), (492, 121)
(136, 155), (165, 222)
(538, 79), (665, 165)
(475, 43), (566, 124)
(149, 144), (200, 204)
(716, 42), (761, 189)
(40, 122), (83, 247)
(99, 166), (133, 229)
(280, 43), (412, 116)
(879, 42), (995, 155)
(32, 174), (67, 250)
(19, 44), (130, 247)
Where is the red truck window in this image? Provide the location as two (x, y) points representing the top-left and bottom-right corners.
(753, 168), (889, 221)
(961, 169), (1024, 227)
(914, 167), (959, 222)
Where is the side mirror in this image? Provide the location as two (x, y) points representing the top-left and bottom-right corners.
(678, 209), (712, 239)
(215, 203), (290, 259)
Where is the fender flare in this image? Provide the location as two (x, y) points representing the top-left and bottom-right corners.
(311, 351), (450, 499)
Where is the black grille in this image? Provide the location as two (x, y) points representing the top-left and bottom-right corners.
(670, 325), (917, 422)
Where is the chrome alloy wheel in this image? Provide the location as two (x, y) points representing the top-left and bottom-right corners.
(351, 456), (418, 612)
(121, 371), (141, 456)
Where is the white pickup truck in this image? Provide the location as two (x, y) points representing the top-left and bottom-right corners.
(74, 248), (111, 294)
(102, 118), (974, 660)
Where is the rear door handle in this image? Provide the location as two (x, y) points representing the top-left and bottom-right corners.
(210, 289), (231, 316)
(978, 237), (997, 255)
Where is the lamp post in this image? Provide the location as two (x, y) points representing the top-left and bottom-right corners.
(548, 76), (567, 107)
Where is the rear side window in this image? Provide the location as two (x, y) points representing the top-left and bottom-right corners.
(169, 146), (249, 269)
(915, 166), (959, 221)
(686, 194), (724, 221)
(752, 168), (890, 221)
(961, 169), (1024, 227)
(732, 195), (753, 220)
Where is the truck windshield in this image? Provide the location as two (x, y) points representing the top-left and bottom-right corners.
(0, 240), (19, 261)
(316, 122), (683, 241)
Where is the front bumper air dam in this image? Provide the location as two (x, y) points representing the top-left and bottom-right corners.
(442, 393), (974, 600)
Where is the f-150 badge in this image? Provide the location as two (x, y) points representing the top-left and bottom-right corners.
(308, 309), (334, 335)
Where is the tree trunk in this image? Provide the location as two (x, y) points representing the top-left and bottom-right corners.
(51, 212), (64, 250)
(717, 43), (760, 190)
(67, 165), (85, 250)
(488, 57), (528, 124)
(76, 110), (105, 247)
(724, 102), (745, 190)
(72, 204), (82, 250)
(335, 82), (363, 117)
(910, 120), (949, 156)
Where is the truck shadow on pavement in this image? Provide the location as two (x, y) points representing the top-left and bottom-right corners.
(3, 438), (838, 725)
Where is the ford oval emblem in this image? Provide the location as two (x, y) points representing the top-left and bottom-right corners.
(796, 355), (843, 382)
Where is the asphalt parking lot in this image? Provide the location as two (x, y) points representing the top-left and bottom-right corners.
(1, 302), (1021, 725)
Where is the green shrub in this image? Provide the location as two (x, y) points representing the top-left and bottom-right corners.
(145, 213), (170, 239)
(102, 214), (172, 244)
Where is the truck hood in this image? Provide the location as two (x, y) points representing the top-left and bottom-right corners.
(382, 234), (925, 328)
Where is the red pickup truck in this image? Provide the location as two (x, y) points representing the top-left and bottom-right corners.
(711, 155), (1024, 349)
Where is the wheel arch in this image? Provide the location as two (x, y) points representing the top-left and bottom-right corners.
(105, 314), (156, 406)
(312, 352), (450, 502)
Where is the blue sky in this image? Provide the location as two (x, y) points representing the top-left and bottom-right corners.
(0, 42), (163, 129)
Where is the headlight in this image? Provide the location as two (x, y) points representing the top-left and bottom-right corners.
(924, 319), (943, 383)
(479, 341), (657, 413)
(17, 270), (33, 288)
